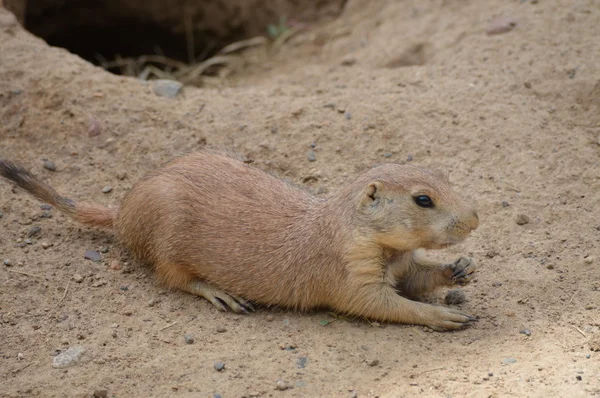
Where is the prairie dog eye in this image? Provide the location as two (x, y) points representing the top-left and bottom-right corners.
(414, 195), (434, 208)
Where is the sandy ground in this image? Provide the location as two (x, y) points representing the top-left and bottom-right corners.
(1, 0), (599, 397)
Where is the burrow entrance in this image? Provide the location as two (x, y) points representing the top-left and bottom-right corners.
(8, 0), (346, 81)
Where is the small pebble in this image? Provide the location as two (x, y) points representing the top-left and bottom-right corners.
(116, 172), (127, 180)
(93, 390), (108, 398)
(520, 328), (532, 336)
(52, 346), (87, 368)
(102, 186), (113, 194)
(99, 246), (109, 253)
(43, 160), (56, 171)
(488, 372), (494, 377)
(486, 17), (518, 35)
(407, 154), (413, 161)
(275, 379), (290, 391)
(109, 260), (122, 270)
(383, 153), (392, 158)
(323, 103), (335, 109)
(368, 359), (380, 367)
(84, 250), (102, 262)
(445, 289), (466, 305)
(28, 226), (42, 238)
(576, 375), (582, 381)
(0, 211), (3, 218)
(3, 259), (12, 266)
(307, 150), (317, 162)
(72, 274), (84, 283)
(503, 357), (517, 364)
(501, 201), (510, 207)
(584, 256), (594, 265)
(344, 112), (352, 120)
(153, 79), (183, 98)
(40, 204), (52, 210)
(214, 361), (225, 371)
(515, 214), (530, 225)
(42, 242), (51, 249)
(266, 315), (274, 322)
(546, 263), (555, 270)
(213, 394), (223, 398)
(585, 304), (597, 310)
(349, 390), (358, 398)
(17, 352), (24, 360)
(216, 326), (227, 333)
(184, 334), (195, 344)
(296, 357), (308, 368)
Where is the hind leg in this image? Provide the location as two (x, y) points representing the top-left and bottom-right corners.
(154, 261), (254, 313)
(182, 279), (255, 313)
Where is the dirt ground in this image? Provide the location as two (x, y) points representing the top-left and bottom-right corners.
(1, 0), (599, 397)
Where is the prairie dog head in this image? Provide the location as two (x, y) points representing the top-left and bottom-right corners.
(354, 164), (478, 251)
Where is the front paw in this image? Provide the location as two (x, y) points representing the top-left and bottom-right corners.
(443, 257), (477, 286)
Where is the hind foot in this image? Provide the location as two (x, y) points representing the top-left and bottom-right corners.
(185, 280), (255, 313)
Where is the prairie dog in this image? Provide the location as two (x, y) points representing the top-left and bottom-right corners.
(0, 151), (479, 330)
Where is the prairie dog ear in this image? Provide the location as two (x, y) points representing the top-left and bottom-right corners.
(360, 181), (384, 206)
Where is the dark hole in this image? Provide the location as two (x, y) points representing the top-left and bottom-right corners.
(23, 3), (236, 77)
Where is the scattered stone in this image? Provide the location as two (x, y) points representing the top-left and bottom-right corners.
(24, 238), (33, 245)
(341, 57), (357, 66)
(266, 315), (274, 322)
(17, 352), (24, 360)
(270, 126), (278, 134)
(28, 226), (42, 238)
(147, 298), (160, 307)
(102, 186), (113, 194)
(123, 309), (133, 316)
(323, 103), (335, 109)
(585, 304), (597, 310)
(214, 394), (223, 398)
(307, 150), (317, 162)
(99, 246), (109, 253)
(109, 260), (122, 270)
(116, 171), (127, 180)
(40, 204), (52, 210)
(92, 280), (107, 287)
(93, 390), (108, 398)
(576, 375), (582, 381)
(349, 390), (358, 398)
(383, 153), (392, 158)
(515, 214), (530, 225)
(216, 326), (227, 333)
(0, 211), (3, 218)
(486, 17), (517, 35)
(546, 263), (555, 270)
(275, 379), (290, 391)
(153, 79), (183, 98)
(73, 274), (84, 283)
(52, 346), (87, 368)
(344, 112), (352, 120)
(214, 361), (225, 371)
(501, 201), (510, 207)
(3, 259), (12, 266)
(119, 285), (129, 291)
(488, 372), (494, 377)
(520, 328), (532, 336)
(42, 160), (56, 171)
(445, 289), (466, 305)
(40, 211), (53, 219)
(184, 334), (195, 344)
(84, 250), (102, 262)
(368, 359), (380, 367)
(502, 357), (517, 364)
(492, 282), (502, 287)
(584, 256), (594, 265)
(296, 357), (308, 368)
(407, 154), (413, 162)
(41, 242), (51, 249)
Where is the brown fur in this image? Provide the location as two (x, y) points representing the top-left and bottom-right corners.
(0, 151), (479, 330)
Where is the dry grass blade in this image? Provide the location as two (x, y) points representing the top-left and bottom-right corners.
(6, 269), (44, 279)
(176, 55), (237, 83)
(272, 28), (299, 51)
(219, 36), (268, 55)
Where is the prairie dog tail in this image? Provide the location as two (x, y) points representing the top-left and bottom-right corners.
(0, 159), (117, 229)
